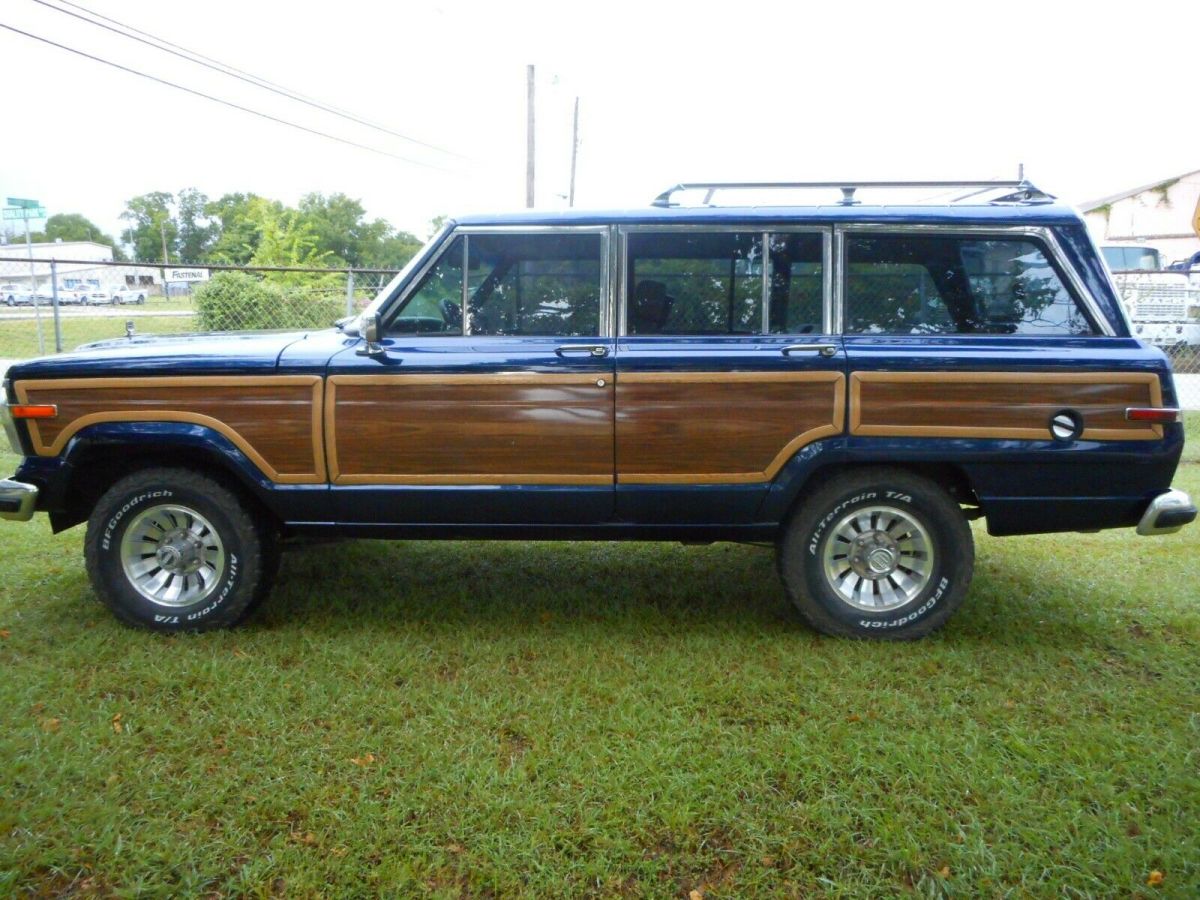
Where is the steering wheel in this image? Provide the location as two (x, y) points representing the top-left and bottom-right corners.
(439, 298), (462, 329)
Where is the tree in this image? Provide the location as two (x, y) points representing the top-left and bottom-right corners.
(7, 213), (128, 260)
(204, 192), (272, 264)
(298, 192), (424, 268)
(176, 188), (217, 262)
(120, 191), (176, 262)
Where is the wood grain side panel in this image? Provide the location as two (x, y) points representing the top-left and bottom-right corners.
(14, 376), (324, 483)
(850, 371), (1163, 441)
(616, 372), (845, 484)
(328, 374), (613, 485)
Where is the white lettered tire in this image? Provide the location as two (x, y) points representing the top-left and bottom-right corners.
(84, 468), (275, 632)
(777, 468), (974, 639)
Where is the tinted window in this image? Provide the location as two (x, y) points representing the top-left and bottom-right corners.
(389, 233), (603, 337)
(845, 234), (1096, 336)
(391, 236), (465, 334)
(768, 233), (824, 334)
(627, 232), (762, 334)
(467, 233), (601, 337)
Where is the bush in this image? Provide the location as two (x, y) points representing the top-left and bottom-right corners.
(194, 271), (344, 332)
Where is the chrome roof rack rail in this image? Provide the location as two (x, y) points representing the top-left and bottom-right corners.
(649, 180), (1054, 208)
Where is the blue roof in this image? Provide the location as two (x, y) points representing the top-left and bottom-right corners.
(453, 202), (1085, 228)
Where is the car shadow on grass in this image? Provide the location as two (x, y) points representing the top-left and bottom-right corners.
(247, 537), (1119, 649)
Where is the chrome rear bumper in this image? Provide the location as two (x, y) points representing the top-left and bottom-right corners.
(0, 478), (38, 522)
(1137, 489), (1197, 536)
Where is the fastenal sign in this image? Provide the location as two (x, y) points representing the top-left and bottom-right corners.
(162, 267), (210, 282)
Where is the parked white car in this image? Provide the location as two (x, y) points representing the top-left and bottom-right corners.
(111, 287), (147, 305)
(76, 286), (111, 305)
(1, 283), (35, 306)
(48, 285), (89, 305)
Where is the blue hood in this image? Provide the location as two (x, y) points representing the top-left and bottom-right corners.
(5, 330), (315, 380)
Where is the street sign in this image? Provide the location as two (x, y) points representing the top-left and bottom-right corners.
(162, 267), (210, 283)
(3, 206), (46, 220)
(6, 197), (40, 208)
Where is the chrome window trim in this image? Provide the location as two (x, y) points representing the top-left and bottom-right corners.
(1077, 221), (1134, 335)
(616, 224), (832, 337)
(381, 224), (612, 339)
(833, 223), (1116, 338)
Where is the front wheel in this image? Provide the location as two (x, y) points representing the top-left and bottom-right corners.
(777, 468), (974, 639)
(85, 468), (278, 632)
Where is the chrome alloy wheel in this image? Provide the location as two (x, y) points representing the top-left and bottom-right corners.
(821, 505), (933, 612)
(119, 504), (226, 607)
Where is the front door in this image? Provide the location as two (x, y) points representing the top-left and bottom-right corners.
(614, 227), (845, 523)
(326, 227), (615, 524)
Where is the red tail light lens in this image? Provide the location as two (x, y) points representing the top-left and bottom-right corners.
(1125, 407), (1180, 424)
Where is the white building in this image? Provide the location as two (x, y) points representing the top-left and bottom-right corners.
(0, 239), (160, 292)
(1080, 170), (1200, 267)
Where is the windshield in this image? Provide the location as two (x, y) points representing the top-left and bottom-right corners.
(1102, 246), (1161, 271)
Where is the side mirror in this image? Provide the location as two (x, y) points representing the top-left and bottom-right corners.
(357, 313), (386, 358)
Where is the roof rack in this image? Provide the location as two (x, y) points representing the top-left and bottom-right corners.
(649, 180), (1054, 208)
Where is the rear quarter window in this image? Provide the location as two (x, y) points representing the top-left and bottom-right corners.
(845, 233), (1097, 337)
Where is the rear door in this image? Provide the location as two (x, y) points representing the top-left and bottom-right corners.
(614, 226), (844, 523)
(838, 225), (1169, 533)
(326, 226), (615, 524)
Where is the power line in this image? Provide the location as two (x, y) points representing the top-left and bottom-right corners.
(32, 0), (462, 159)
(0, 22), (453, 171)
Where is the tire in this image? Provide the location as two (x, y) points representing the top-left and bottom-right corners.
(776, 468), (974, 640)
(84, 468), (277, 632)
(137, 295), (145, 304)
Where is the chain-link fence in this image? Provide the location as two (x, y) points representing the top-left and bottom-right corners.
(2, 255), (1198, 408)
(0, 255), (396, 360)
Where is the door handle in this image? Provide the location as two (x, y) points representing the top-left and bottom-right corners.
(781, 343), (838, 357)
(556, 345), (609, 358)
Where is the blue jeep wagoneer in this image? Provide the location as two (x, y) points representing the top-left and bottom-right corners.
(1, 180), (1194, 638)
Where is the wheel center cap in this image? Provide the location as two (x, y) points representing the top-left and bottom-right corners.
(866, 547), (896, 574)
(156, 532), (203, 574)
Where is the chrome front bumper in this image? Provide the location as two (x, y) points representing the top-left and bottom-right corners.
(1137, 489), (1197, 536)
(0, 478), (38, 522)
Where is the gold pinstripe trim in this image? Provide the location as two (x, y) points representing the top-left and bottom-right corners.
(13, 376), (326, 484)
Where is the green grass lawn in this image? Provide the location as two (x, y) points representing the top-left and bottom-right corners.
(1, 451), (1198, 895)
(0, 315), (197, 358)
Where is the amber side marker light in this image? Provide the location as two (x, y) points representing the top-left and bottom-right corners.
(1125, 407), (1181, 424)
(8, 404), (58, 419)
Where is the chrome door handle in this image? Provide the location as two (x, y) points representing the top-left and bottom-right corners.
(781, 343), (838, 357)
(556, 345), (609, 358)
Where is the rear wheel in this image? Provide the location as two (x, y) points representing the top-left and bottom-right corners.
(777, 468), (974, 639)
(85, 468), (277, 632)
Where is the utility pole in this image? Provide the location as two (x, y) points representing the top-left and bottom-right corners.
(525, 64), (535, 208)
(160, 219), (170, 301)
(24, 214), (44, 355)
(160, 219), (170, 264)
(568, 96), (580, 208)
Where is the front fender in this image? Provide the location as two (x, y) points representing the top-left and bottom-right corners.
(15, 421), (331, 530)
